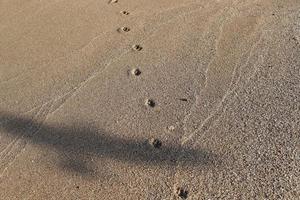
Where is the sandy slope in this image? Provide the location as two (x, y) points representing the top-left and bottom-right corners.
(0, 0), (299, 199)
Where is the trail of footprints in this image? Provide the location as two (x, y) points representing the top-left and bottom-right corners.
(109, 1), (188, 199)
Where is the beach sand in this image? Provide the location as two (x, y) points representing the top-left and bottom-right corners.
(0, 0), (299, 199)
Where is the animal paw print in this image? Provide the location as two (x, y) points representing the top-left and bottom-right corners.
(131, 68), (141, 76)
(121, 11), (130, 15)
(132, 44), (143, 51)
(145, 99), (155, 108)
(108, 0), (118, 4)
(118, 27), (131, 33)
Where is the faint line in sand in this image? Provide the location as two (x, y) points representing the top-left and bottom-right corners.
(181, 30), (268, 145)
(0, 103), (53, 177)
(168, 2), (233, 198)
(181, 7), (232, 137)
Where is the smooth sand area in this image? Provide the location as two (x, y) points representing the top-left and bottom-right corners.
(0, 0), (299, 199)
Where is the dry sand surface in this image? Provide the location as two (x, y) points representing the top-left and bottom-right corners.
(0, 0), (300, 199)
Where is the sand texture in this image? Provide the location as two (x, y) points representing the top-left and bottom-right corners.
(0, 0), (300, 199)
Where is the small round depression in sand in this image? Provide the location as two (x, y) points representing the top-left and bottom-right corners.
(109, 0), (118, 4)
(175, 187), (188, 199)
(131, 68), (141, 76)
(121, 11), (130, 15)
(132, 44), (143, 51)
(167, 125), (175, 131)
(121, 27), (130, 32)
(149, 138), (162, 149)
(118, 27), (130, 33)
(145, 99), (155, 107)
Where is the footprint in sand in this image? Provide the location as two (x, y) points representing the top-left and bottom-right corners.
(145, 99), (155, 108)
(118, 27), (131, 33)
(131, 68), (141, 76)
(108, 0), (118, 4)
(149, 138), (162, 149)
(175, 187), (189, 199)
(132, 44), (143, 51)
(121, 11), (130, 15)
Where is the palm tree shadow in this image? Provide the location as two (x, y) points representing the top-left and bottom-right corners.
(0, 111), (220, 175)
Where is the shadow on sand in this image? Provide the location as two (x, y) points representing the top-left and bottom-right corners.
(0, 111), (219, 175)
